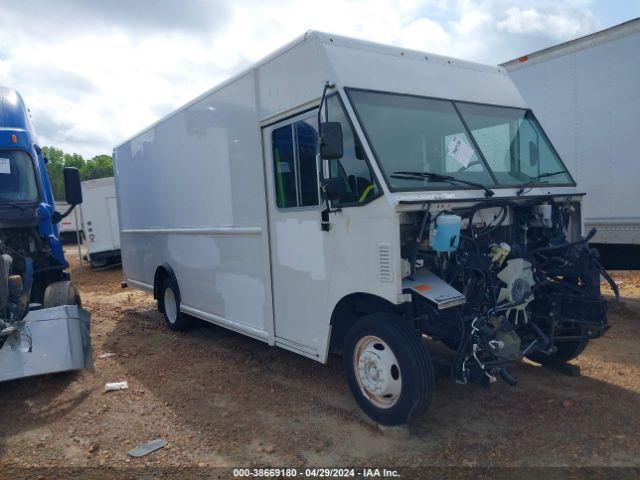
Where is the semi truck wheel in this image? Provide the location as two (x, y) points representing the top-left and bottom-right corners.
(43, 281), (82, 308)
(343, 313), (434, 426)
(526, 338), (589, 366)
(159, 277), (193, 331)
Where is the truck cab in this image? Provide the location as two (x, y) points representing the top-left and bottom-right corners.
(263, 78), (612, 424)
(0, 87), (83, 332)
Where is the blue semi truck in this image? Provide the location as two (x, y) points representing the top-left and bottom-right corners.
(0, 86), (92, 381)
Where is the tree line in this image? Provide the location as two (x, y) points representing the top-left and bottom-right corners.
(42, 147), (113, 201)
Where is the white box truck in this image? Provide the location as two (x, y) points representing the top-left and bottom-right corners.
(501, 18), (640, 268)
(114, 31), (614, 425)
(81, 177), (121, 268)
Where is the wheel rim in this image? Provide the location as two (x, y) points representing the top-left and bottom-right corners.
(164, 287), (178, 324)
(353, 335), (402, 409)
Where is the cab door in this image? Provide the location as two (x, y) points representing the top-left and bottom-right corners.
(262, 111), (329, 357)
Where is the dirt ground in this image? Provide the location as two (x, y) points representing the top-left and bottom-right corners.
(1, 249), (640, 471)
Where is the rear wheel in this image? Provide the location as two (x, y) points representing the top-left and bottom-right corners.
(343, 313), (434, 426)
(526, 339), (589, 366)
(159, 277), (193, 331)
(43, 280), (81, 308)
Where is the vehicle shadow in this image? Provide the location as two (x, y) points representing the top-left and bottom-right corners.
(99, 304), (640, 466)
(0, 371), (90, 459)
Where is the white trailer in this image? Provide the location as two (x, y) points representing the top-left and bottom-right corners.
(502, 18), (640, 265)
(81, 177), (121, 268)
(55, 200), (83, 241)
(114, 31), (612, 425)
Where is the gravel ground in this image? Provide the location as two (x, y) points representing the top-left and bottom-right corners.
(1, 251), (639, 472)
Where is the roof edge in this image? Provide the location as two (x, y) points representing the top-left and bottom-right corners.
(500, 17), (640, 70)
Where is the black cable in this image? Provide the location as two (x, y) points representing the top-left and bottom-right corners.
(598, 266), (620, 302)
(411, 205), (431, 275)
(476, 206), (508, 238)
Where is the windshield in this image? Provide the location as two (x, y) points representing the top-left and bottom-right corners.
(0, 150), (39, 203)
(347, 89), (574, 191)
(456, 103), (572, 186)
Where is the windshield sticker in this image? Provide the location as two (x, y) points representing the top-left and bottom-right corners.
(0, 158), (11, 174)
(447, 136), (474, 168)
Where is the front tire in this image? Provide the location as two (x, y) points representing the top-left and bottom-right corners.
(526, 339), (589, 366)
(43, 280), (81, 308)
(159, 277), (193, 331)
(343, 313), (434, 426)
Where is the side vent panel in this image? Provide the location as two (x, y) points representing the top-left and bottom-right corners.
(377, 243), (393, 283)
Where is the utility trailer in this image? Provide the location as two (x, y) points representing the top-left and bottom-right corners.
(81, 177), (121, 268)
(115, 32), (613, 425)
(501, 18), (640, 268)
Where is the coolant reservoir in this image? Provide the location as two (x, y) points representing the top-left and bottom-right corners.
(430, 214), (462, 252)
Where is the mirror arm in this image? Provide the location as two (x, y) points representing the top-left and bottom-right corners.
(317, 80), (335, 152)
(52, 204), (76, 223)
(317, 81), (337, 232)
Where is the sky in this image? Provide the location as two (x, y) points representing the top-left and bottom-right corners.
(0, 0), (637, 158)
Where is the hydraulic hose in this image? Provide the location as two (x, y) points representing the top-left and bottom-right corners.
(500, 368), (518, 386)
(529, 228), (597, 256)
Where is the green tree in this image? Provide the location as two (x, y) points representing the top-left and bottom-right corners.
(83, 155), (114, 181)
(42, 146), (66, 200)
(42, 146), (113, 200)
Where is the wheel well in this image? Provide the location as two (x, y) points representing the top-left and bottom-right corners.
(153, 264), (175, 311)
(329, 292), (399, 354)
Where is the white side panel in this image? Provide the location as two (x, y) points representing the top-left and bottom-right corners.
(81, 177), (120, 256)
(114, 71), (274, 342)
(507, 30), (640, 243)
(106, 196), (120, 248)
(257, 39), (334, 121)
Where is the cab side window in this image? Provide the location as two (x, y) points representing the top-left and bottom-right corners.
(272, 117), (319, 208)
(325, 95), (379, 206)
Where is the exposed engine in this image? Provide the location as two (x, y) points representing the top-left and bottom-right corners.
(0, 226), (53, 349)
(401, 196), (616, 387)
(0, 231), (36, 344)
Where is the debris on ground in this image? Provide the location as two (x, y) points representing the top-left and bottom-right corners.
(97, 352), (116, 359)
(104, 381), (128, 392)
(128, 439), (168, 458)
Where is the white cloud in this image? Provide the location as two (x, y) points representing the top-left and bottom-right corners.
(396, 17), (452, 52)
(498, 5), (597, 38)
(0, 0), (604, 157)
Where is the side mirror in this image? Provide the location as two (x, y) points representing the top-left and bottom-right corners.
(320, 122), (343, 160)
(322, 177), (349, 202)
(63, 167), (83, 205)
(529, 141), (539, 167)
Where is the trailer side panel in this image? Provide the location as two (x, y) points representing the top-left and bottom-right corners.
(504, 24), (640, 245)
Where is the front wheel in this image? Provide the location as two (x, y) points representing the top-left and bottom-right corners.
(343, 313), (435, 426)
(43, 280), (82, 308)
(526, 339), (589, 366)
